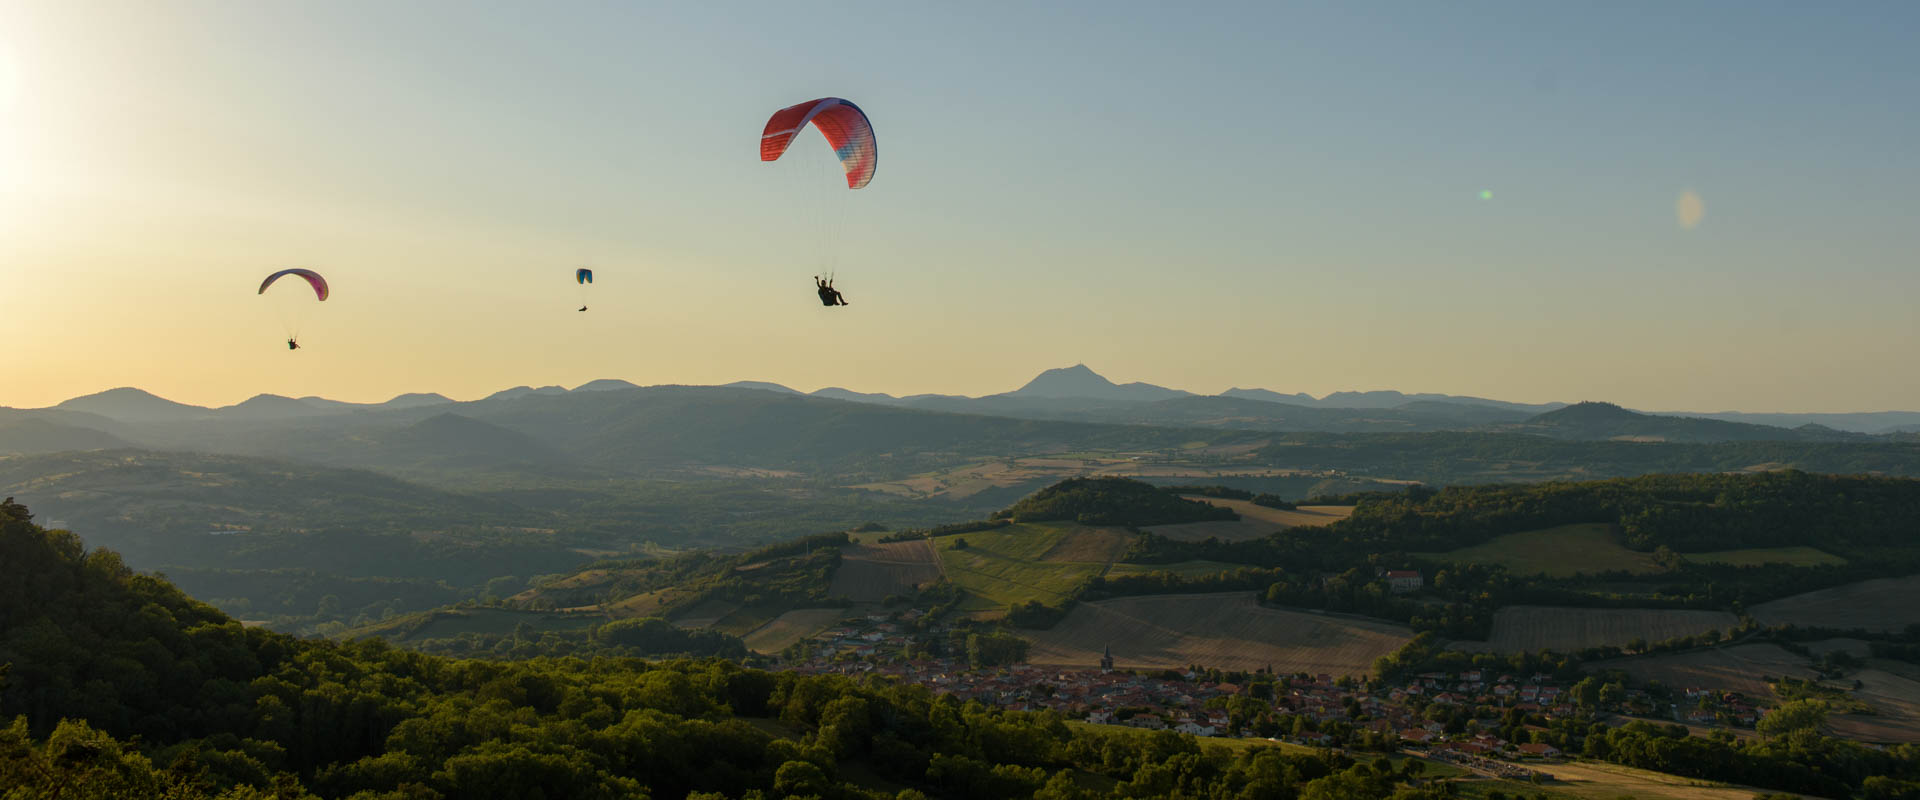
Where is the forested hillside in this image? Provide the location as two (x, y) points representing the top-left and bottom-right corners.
(0, 497), (1464, 799)
(993, 477), (1236, 526)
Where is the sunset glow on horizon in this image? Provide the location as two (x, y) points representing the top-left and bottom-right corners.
(4, 1), (1917, 412)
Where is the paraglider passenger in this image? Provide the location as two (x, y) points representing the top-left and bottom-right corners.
(287, 338), (300, 351)
(815, 276), (848, 307)
(578, 306), (587, 312)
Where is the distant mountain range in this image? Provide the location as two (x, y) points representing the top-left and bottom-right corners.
(7, 366), (1919, 474)
(49, 386), (460, 423)
(1505, 402), (1877, 443)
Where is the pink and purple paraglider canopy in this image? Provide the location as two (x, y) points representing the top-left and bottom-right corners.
(258, 268), (329, 301)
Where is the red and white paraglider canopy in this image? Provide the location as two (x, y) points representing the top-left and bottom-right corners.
(760, 97), (877, 190)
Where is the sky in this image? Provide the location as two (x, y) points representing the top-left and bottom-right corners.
(2, 1), (1917, 411)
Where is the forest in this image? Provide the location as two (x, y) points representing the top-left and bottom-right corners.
(993, 477), (1236, 526)
(2, 496), (1481, 799)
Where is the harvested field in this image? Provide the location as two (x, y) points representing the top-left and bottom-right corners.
(357, 608), (604, 642)
(1683, 546), (1846, 568)
(1193, 498), (1355, 528)
(1023, 591), (1412, 675)
(1751, 574), (1920, 632)
(1471, 606), (1739, 653)
(1590, 644), (1818, 697)
(710, 606), (778, 637)
(1805, 638), (1873, 658)
(1428, 524), (1664, 577)
(1829, 668), (1920, 743)
(831, 539), (943, 602)
(744, 608), (849, 653)
(602, 588), (675, 618)
(1526, 759), (1786, 800)
(670, 598), (739, 629)
(1038, 527), (1137, 563)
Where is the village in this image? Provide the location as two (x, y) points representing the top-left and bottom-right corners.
(780, 608), (1771, 768)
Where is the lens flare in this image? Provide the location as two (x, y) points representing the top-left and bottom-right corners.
(1677, 190), (1705, 229)
(1479, 190), (1493, 200)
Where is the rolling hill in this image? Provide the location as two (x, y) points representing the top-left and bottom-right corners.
(1511, 401), (1863, 442)
(54, 386), (214, 421)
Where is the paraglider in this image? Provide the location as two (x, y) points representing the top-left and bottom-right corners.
(576, 268), (592, 311)
(258, 268), (327, 350)
(763, 98), (874, 308)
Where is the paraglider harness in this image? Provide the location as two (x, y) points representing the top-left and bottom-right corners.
(287, 338), (300, 351)
(815, 275), (848, 307)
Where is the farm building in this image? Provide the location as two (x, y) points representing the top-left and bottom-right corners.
(1384, 570), (1423, 593)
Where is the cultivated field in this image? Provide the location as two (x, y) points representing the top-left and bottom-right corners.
(1197, 498), (1355, 528)
(1751, 574), (1920, 632)
(1038, 527), (1137, 563)
(1428, 524), (1665, 577)
(1470, 606), (1739, 653)
(936, 523), (1111, 613)
(743, 608), (849, 653)
(1145, 499), (1354, 542)
(831, 539), (944, 602)
(1683, 546), (1847, 568)
(669, 598), (739, 629)
(1023, 591), (1413, 674)
(1590, 644), (1820, 697)
(1107, 560), (1255, 578)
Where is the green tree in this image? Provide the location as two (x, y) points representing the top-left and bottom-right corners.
(1756, 699), (1829, 738)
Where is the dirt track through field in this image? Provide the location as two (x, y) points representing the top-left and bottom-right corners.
(1024, 591), (1410, 675)
(831, 539), (943, 602)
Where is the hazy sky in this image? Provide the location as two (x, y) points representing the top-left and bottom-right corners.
(3, 1), (1916, 410)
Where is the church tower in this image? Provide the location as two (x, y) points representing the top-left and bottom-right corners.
(1100, 643), (1114, 673)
